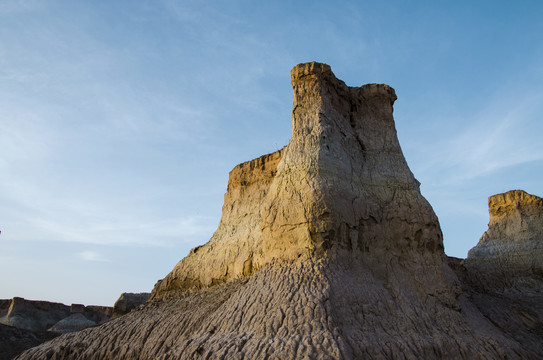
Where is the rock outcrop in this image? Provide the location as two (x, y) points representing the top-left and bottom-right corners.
(0, 297), (112, 333)
(16, 63), (543, 359)
(449, 190), (543, 357)
(0, 297), (70, 332)
(152, 62), (447, 299)
(464, 190), (543, 292)
(112, 293), (150, 318)
(0, 299), (11, 318)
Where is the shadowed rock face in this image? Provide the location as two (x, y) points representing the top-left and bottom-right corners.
(0, 297), (70, 332)
(0, 298), (111, 333)
(16, 63), (543, 359)
(0, 324), (58, 360)
(0, 298), (111, 358)
(112, 293), (150, 318)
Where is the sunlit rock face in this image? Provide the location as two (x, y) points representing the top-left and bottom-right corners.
(152, 61), (448, 299)
(17, 63), (543, 359)
(150, 149), (285, 295)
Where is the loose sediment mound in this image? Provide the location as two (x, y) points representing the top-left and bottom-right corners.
(17, 63), (543, 359)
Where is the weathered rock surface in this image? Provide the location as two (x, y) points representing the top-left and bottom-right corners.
(70, 303), (112, 325)
(1, 298), (70, 332)
(152, 148), (285, 294)
(0, 297), (112, 332)
(0, 299), (11, 318)
(152, 62), (447, 300)
(112, 292), (150, 318)
(16, 63), (543, 359)
(449, 190), (543, 357)
(464, 190), (543, 292)
(0, 298), (108, 359)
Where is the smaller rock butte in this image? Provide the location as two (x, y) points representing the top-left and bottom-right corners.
(464, 190), (543, 292)
(455, 190), (543, 356)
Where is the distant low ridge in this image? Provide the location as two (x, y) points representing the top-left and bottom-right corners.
(0, 297), (112, 333)
(1, 293), (149, 359)
(15, 63), (543, 359)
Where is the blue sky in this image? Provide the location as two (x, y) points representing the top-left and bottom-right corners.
(1, 0), (542, 306)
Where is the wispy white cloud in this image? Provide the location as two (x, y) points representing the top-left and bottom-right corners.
(78, 250), (109, 262)
(412, 91), (543, 186)
(406, 88), (543, 258)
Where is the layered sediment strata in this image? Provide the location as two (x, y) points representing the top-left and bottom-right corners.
(17, 63), (543, 359)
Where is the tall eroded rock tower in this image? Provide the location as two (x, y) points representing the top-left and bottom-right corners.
(18, 63), (541, 359)
(152, 62), (449, 299)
